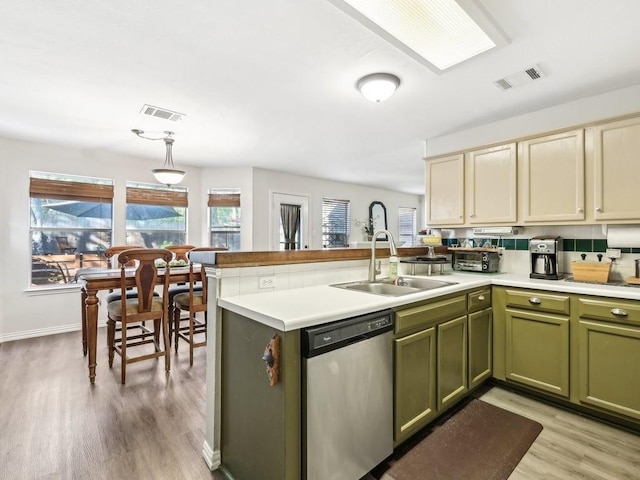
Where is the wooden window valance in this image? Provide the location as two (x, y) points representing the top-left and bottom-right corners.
(29, 177), (114, 202)
(126, 186), (188, 207)
(208, 193), (240, 207)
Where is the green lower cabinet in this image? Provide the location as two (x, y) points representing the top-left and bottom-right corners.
(437, 315), (468, 410)
(578, 320), (640, 420)
(468, 308), (493, 389)
(394, 327), (436, 445)
(505, 308), (570, 397)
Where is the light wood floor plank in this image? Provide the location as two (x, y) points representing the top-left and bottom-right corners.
(0, 329), (222, 480)
(480, 387), (640, 480)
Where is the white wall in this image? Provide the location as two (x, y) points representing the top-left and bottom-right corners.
(425, 83), (640, 157)
(251, 168), (424, 251)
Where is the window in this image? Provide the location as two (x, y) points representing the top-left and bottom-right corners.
(29, 172), (113, 287)
(208, 190), (241, 250)
(125, 182), (187, 248)
(398, 207), (417, 246)
(322, 198), (350, 248)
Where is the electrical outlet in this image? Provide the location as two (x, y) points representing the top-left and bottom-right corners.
(259, 275), (275, 289)
(606, 248), (621, 259)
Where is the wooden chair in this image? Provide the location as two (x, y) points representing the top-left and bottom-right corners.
(166, 244), (196, 263)
(55, 236), (77, 254)
(106, 248), (172, 384)
(171, 247), (218, 365)
(104, 245), (147, 303)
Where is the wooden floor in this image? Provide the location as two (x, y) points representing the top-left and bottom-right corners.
(479, 388), (640, 480)
(1, 330), (639, 480)
(0, 328), (223, 480)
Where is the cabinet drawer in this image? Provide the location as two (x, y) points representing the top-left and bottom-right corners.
(468, 288), (491, 312)
(395, 295), (466, 337)
(505, 289), (570, 316)
(577, 297), (640, 326)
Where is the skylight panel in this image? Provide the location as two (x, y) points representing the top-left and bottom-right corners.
(333, 0), (503, 71)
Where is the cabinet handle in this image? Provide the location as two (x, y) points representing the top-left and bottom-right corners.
(528, 297), (542, 305)
(577, 207), (584, 213)
(596, 207), (603, 212)
(470, 213), (475, 217)
(478, 295), (485, 301)
(610, 308), (628, 317)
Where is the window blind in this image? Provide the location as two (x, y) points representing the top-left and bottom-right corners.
(398, 207), (417, 246)
(322, 198), (350, 248)
(30, 178), (114, 202)
(126, 186), (188, 207)
(208, 192), (240, 207)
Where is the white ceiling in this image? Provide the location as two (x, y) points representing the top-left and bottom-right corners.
(1, 0), (640, 195)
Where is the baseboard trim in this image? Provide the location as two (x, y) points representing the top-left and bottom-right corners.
(1, 324), (80, 343)
(202, 440), (221, 472)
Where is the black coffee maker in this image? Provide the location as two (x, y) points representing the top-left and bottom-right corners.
(530, 236), (563, 280)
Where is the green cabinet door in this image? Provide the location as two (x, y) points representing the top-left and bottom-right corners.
(437, 315), (468, 410)
(394, 327), (436, 445)
(579, 320), (640, 420)
(468, 308), (493, 389)
(505, 308), (570, 397)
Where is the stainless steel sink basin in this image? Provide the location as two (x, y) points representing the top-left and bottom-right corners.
(330, 277), (457, 297)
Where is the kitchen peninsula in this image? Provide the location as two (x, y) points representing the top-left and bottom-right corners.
(203, 248), (640, 479)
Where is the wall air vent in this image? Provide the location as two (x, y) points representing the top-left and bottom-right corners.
(493, 64), (546, 91)
(140, 104), (185, 122)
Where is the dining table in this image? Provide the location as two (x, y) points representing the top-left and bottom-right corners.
(78, 265), (201, 384)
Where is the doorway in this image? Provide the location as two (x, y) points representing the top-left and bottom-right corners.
(271, 192), (309, 250)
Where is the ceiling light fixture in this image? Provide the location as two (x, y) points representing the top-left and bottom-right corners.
(131, 129), (186, 187)
(357, 73), (401, 102)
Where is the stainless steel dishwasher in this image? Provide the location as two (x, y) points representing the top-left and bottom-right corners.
(301, 309), (394, 480)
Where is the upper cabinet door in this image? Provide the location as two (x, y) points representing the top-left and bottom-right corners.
(593, 116), (640, 221)
(466, 143), (517, 224)
(426, 154), (464, 225)
(520, 129), (585, 222)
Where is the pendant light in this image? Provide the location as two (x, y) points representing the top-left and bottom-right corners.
(132, 129), (186, 187)
(357, 73), (401, 102)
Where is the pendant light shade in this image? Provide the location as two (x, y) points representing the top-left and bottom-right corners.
(357, 73), (401, 102)
(151, 136), (185, 187)
(132, 129), (186, 187)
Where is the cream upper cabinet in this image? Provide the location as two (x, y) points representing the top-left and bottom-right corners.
(520, 129), (585, 222)
(426, 154), (464, 225)
(592, 116), (640, 221)
(466, 143), (517, 224)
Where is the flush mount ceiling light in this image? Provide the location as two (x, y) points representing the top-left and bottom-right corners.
(357, 73), (401, 102)
(132, 129), (186, 187)
(328, 0), (508, 73)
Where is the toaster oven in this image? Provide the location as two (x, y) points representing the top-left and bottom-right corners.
(451, 249), (500, 273)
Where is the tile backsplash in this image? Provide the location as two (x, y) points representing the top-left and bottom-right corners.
(443, 224), (640, 280)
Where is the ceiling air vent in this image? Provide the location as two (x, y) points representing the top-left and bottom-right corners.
(140, 104), (185, 122)
(493, 64), (546, 91)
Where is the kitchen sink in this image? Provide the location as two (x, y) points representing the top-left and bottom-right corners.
(330, 277), (458, 297)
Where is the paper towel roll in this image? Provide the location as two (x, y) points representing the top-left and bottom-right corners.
(606, 225), (640, 248)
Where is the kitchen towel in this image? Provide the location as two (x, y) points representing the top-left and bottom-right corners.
(606, 225), (640, 248)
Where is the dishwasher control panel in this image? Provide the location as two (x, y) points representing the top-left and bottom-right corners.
(301, 309), (393, 358)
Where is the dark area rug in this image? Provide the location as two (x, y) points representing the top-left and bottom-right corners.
(373, 399), (543, 480)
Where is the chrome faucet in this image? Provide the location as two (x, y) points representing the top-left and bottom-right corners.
(368, 230), (398, 282)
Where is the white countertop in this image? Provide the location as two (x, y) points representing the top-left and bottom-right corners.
(217, 272), (640, 332)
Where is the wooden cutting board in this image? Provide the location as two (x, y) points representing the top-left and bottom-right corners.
(625, 276), (640, 285)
